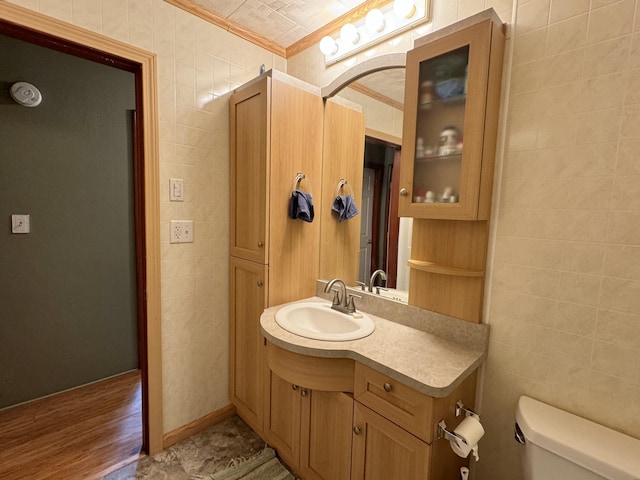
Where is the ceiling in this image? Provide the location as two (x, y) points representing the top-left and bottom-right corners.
(190, 0), (369, 48)
(175, 0), (406, 108)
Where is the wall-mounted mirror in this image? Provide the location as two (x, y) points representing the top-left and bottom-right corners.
(321, 55), (410, 303)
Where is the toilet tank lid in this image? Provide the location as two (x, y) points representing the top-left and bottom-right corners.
(516, 396), (640, 480)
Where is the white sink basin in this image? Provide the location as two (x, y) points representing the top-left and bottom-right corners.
(275, 302), (375, 341)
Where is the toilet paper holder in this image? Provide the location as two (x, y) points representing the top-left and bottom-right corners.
(436, 400), (479, 443)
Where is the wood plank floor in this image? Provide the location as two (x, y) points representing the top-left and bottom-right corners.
(0, 371), (143, 480)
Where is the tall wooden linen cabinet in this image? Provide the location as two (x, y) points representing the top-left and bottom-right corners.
(229, 71), (323, 435)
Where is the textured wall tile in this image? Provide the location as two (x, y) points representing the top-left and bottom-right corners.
(587, 0), (635, 44)
(546, 13), (588, 55)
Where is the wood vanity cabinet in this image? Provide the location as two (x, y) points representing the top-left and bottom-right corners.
(228, 71), (323, 435)
(264, 341), (478, 480)
(264, 371), (353, 480)
(229, 257), (268, 433)
(352, 363), (478, 480)
(399, 13), (505, 221)
(264, 344), (354, 479)
(400, 11), (506, 324)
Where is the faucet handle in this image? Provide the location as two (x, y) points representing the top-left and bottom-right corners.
(375, 286), (388, 295)
(346, 293), (361, 313)
(355, 281), (366, 291)
(329, 288), (341, 306)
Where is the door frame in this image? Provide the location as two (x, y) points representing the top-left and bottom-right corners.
(0, 2), (163, 454)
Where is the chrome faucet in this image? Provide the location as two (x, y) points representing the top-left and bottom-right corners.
(368, 269), (387, 294)
(324, 278), (360, 314)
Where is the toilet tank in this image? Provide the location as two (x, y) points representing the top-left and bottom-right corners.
(515, 396), (640, 480)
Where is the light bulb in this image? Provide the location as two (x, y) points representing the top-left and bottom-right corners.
(393, 0), (416, 19)
(365, 9), (385, 34)
(340, 23), (360, 45)
(319, 36), (338, 55)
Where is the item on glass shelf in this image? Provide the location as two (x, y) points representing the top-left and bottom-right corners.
(416, 137), (425, 158)
(425, 191), (436, 203)
(449, 195), (459, 203)
(425, 145), (436, 156)
(441, 186), (453, 202)
(420, 80), (434, 104)
(435, 77), (465, 99)
(438, 127), (459, 155)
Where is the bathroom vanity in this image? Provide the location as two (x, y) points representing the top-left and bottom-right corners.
(260, 294), (488, 480)
(228, 11), (503, 479)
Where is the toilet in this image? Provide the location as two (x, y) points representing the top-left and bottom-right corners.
(515, 396), (640, 480)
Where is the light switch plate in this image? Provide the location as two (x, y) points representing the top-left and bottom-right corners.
(170, 220), (193, 243)
(11, 214), (30, 234)
(170, 178), (184, 202)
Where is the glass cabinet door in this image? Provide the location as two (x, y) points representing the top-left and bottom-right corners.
(400, 19), (497, 220)
(413, 45), (468, 204)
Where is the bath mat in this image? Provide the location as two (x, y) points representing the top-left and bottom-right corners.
(199, 447), (294, 480)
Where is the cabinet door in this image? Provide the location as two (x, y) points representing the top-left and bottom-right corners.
(300, 390), (353, 480)
(230, 77), (269, 263)
(351, 403), (430, 480)
(229, 256), (268, 434)
(400, 18), (503, 220)
(264, 371), (302, 471)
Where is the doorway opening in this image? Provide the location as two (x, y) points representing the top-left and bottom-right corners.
(0, 13), (155, 475)
(360, 136), (402, 289)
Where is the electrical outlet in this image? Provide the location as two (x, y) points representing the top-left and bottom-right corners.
(170, 220), (194, 243)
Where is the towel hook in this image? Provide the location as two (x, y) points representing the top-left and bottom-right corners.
(336, 179), (348, 198)
(292, 173), (306, 196)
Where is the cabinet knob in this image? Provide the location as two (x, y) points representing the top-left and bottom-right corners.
(256, 280), (263, 287)
(353, 426), (361, 435)
(257, 241), (264, 248)
(400, 188), (408, 196)
(301, 389), (308, 397)
(383, 382), (392, 392)
(292, 385), (298, 391)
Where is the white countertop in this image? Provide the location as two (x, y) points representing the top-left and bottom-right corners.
(260, 296), (487, 398)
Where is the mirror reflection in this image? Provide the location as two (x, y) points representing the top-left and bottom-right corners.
(331, 67), (411, 303)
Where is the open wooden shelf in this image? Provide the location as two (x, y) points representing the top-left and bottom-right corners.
(407, 259), (484, 277)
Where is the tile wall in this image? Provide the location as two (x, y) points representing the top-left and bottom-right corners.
(480, 0), (640, 477)
(6, 0), (284, 433)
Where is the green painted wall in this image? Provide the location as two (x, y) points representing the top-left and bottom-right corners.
(0, 34), (138, 408)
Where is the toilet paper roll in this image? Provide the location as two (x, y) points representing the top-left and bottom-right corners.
(449, 415), (485, 459)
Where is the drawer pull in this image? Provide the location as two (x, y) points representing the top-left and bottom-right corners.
(258, 241), (265, 247)
(257, 280), (263, 287)
(301, 389), (308, 397)
(353, 426), (361, 435)
(383, 382), (392, 392)
(292, 385), (298, 391)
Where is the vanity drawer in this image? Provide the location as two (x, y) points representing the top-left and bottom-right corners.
(354, 363), (434, 443)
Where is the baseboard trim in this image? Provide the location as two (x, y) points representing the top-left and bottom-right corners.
(163, 404), (236, 449)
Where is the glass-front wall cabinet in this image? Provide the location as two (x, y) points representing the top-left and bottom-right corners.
(399, 16), (505, 220)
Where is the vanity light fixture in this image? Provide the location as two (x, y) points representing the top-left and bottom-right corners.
(393, 0), (417, 19)
(365, 9), (385, 34)
(319, 35), (339, 55)
(319, 0), (428, 66)
(340, 23), (360, 45)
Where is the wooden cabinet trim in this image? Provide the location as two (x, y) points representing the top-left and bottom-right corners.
(266, 341), (355, 393)
(351, 402), (431, 480)
(354, 363), (434, 443)
(399, 17), (504, 221)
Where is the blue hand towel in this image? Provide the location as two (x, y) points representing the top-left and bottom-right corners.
(332, 195), (359, 222)
(288, 190), (314, 222)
